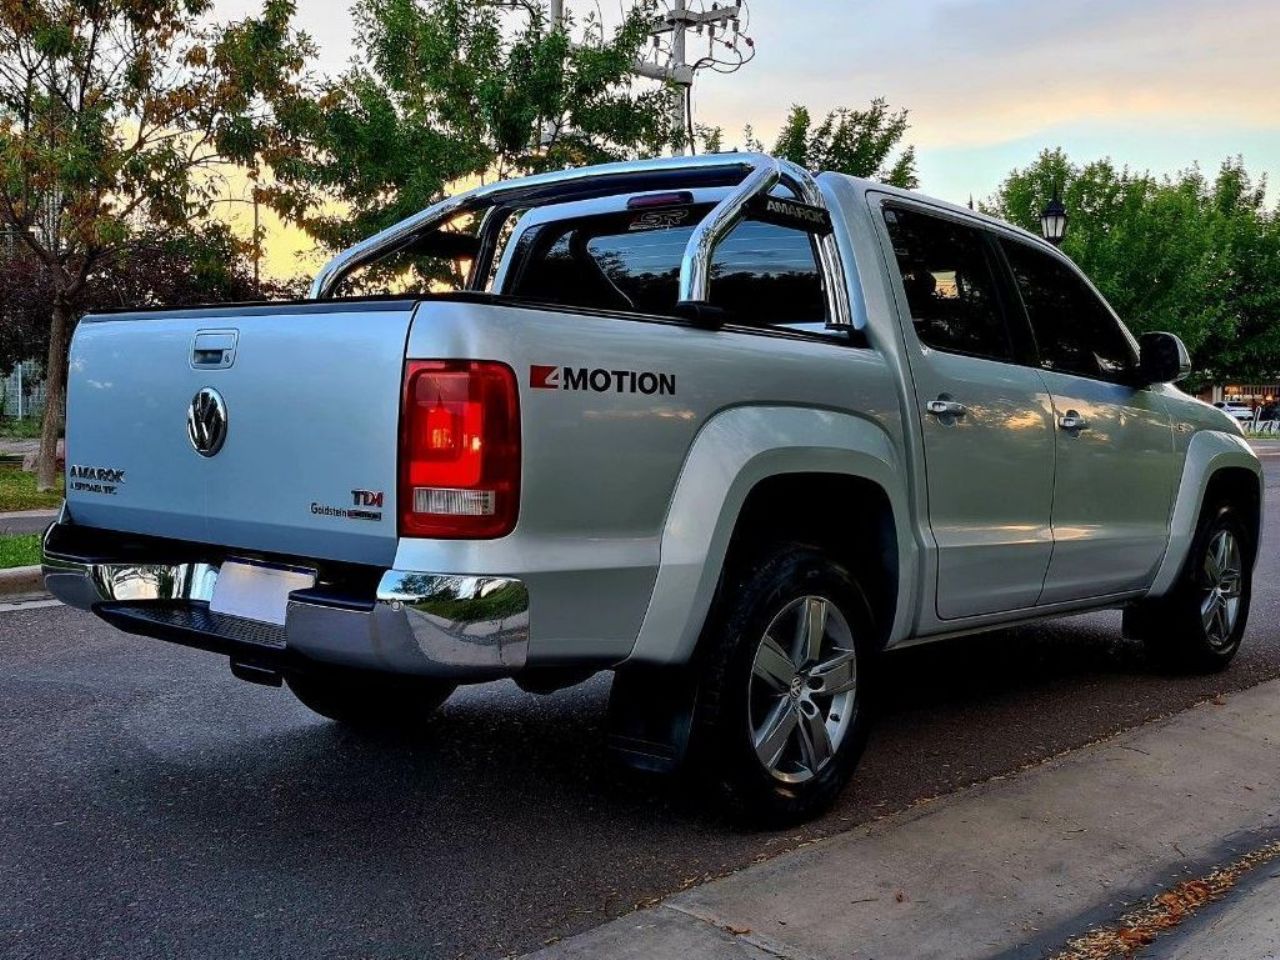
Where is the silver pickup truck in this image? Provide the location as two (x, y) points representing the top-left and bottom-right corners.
(42, 153), (1262, 821)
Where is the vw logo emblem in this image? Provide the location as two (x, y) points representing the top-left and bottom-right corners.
(187, 387), (228, 458)
(789, 675), (805, 700)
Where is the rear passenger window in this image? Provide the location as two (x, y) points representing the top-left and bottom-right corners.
(882, 206), (1013, 362)
(1001, 240), (1137, 380)
(505, 206), (827, 327)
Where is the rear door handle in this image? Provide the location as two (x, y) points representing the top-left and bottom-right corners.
(1058, 411), (1089, 432)
(191, 330), (238, 370)
(925, 399), (967, 417)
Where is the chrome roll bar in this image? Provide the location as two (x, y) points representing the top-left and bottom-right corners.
(309, 152), (853, 329)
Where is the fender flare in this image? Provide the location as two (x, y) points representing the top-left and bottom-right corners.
(624, 405), (912, 666)
(1147, 430), (1262, 596)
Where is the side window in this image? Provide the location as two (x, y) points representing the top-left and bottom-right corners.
(882, 206), (1013, 362)
(1001, 240), (1137, 380)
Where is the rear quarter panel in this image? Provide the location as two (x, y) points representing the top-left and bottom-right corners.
(397, 300), (905, 664)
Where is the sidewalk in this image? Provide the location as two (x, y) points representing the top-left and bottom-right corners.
(525, 679), (1280, 960)
(1147, 863), (1279, 959)
(0, 508), (57, 536)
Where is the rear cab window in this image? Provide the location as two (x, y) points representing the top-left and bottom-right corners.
(500, 200), (828, 329)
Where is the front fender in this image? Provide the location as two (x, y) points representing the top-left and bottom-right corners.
(1147, 430), (1262, 596)
(624, 405), (911, 666)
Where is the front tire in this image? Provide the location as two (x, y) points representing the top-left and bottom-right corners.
(693, 543), (877, 824)
(1125, 501), (1252, 672)
(286, 667), (456, 730)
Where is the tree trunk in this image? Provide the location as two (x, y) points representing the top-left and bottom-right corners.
(35, 299), (70, 493)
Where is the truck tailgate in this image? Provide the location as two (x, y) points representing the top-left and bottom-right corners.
(65, 300), (417, 567)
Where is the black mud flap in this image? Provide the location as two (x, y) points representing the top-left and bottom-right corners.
(605, 666), (699, 775)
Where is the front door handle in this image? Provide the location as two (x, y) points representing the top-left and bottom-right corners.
(925, 399), (967, 418)
(1059, 410), (1090, 432)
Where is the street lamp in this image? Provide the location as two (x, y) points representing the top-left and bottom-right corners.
(1040, 182), (1068, 247)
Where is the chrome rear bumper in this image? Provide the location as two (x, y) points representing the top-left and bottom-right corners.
(42, 521), (529, 680)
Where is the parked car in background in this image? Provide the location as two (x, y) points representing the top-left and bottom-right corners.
(1215, 401), (1256, 423)
(42, 153), (1263, 822)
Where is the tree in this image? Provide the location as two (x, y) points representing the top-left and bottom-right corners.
(0, 0), (311, 489)
(0, 236), (52, 378)
(1189, 163), (1280, 384)
(95, 224), (304, 309)
(269, 0), (675, 289)
(985, 151), (1280, 384)
(770, 99), (918, 187)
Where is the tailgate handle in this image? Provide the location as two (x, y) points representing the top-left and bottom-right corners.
(191, 330), (238, 369)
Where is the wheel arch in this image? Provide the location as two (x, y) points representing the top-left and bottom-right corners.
(1203, 467), (1263, 559)
(1148, 430), (1263, 597)
(624, 405), (913, 666)
(719, 473), (900, 645)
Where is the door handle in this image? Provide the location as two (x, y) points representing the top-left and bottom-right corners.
(191, 330), (238, 370)
(925, 399), (967, 418)
(1059, 411), (1090, 432)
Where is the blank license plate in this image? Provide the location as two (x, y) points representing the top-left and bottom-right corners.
(209, 561), (316, 626)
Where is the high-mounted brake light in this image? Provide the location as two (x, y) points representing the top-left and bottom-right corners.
(399, 360), (520, 539)
(627, 191), (694, 209)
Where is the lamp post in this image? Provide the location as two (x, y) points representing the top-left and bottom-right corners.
(1040, 182), (1068, 247)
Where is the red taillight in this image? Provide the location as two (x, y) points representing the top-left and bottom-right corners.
(399, 360), (520, 538)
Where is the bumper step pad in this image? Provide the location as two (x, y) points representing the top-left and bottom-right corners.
(96, 601), (287, 660)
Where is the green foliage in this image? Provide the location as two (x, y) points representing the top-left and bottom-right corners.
(0, 0), (311, 485)
(0, 532), (41, 568)
(0, 0), (311, 272)
(270, 0), (676, 287)
(770, 99), (918, 188)
(985, 151), (1280, 383)
(0, 467), (62, 512)
(0, 416), (43, 440)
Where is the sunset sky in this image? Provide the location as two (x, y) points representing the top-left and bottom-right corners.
(214, 0), (1280, 279)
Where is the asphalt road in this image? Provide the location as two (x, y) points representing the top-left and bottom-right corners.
(4, 452), (1280, 960)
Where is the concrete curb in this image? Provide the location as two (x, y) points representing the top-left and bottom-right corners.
(0, 565), (47, 600)
(524, 679), (1280, 960)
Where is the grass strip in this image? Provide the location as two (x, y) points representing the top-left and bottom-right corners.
(0, 533), (41, 569)
(0, 467), (63, 512)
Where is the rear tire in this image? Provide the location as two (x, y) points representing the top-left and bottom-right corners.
(1125, 501), (1252, 673)
(692, 543), (877, 825)
(286, 667), (456, 730)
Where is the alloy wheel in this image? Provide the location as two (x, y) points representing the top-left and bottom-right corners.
(1201, 528), (1243, 649)
(748, 595), (858, 784)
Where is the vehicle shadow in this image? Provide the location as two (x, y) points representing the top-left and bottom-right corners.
(18, 608), (1274, 960)
(120, 608), (1232, 838)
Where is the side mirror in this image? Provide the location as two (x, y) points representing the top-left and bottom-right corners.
(1138, 331), (1191, 385)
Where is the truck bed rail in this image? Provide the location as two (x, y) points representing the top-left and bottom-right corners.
(309, 153), (853, 329)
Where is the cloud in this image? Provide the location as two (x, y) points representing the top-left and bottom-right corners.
(210, 0), (1279, 245)
(711, 0), (1280, 149)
